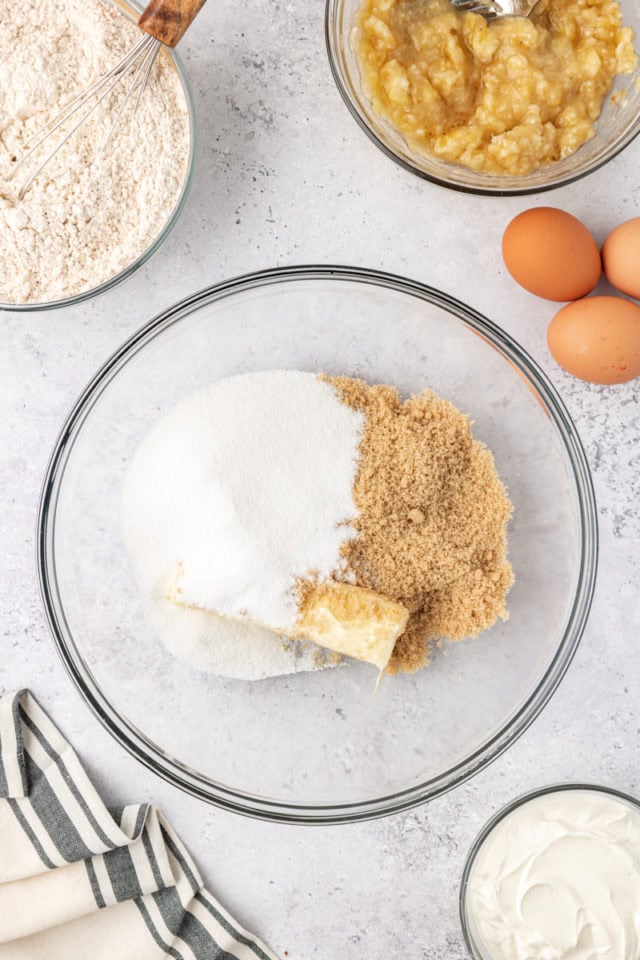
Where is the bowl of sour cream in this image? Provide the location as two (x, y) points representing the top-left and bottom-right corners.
(460, 784), (640, 960)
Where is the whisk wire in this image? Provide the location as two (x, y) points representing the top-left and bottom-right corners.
(134, 39), (162, 115)
(18, 63), (135, 199)
(100, 37), (161, 155)
(12, 36), (151, 178)
(13, 33), (160, 198)
(21, 35), (152, 154)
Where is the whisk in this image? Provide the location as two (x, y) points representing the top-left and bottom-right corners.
(9, 0), (207, 199)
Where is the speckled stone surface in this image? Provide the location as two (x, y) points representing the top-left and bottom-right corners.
(1, 2), (640, 957)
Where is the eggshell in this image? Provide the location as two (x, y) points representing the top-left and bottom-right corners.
(602, 217), (640, 300)
(547, 296), (640, 384)
(502, 208), (601, 302)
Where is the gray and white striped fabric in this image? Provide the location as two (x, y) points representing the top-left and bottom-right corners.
(0, 690), (279, 960)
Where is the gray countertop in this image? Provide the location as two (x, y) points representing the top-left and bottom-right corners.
(1, 2), (639, 957)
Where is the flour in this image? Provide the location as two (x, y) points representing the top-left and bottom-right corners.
(122, 371), (364, 681)
(0, 0), (190, 304)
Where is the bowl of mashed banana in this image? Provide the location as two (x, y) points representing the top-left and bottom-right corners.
(326, 0), (640, 192)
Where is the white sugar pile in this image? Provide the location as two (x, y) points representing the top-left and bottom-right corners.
(122, 370), (364, 681)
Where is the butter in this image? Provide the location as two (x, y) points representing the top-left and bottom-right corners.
(294, 581), (409, 672)
(172, 570), (409, 673)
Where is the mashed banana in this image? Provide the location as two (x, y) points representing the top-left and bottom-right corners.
(357, 0), (637, 175)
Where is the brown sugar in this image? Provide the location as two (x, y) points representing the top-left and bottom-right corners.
(323, 376), (514, 673)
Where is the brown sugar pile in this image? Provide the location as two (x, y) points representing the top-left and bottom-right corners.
(323, 375), (514, 674)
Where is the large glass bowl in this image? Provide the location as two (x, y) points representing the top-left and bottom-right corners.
(325, 0), (640, 195)
(38, 266), (597, 823)
(0, 0), (197, 313)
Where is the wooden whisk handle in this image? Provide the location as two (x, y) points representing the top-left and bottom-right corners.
(138, 0), (207, 47)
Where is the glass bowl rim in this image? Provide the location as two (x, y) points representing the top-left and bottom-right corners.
(0, 2), (198, 313)
(324, 0), (640, 197)
(459, 782), (640, 958)
(37, 264), (598, 824)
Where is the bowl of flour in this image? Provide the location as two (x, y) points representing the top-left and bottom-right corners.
(0, 0), (195, 310)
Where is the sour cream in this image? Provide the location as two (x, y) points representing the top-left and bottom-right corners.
(465, 788), (640, 960)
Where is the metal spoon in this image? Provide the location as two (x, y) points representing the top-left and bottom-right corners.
(450, 0), (540, 20)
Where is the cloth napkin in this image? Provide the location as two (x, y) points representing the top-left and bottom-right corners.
(0, 690), (279, 960)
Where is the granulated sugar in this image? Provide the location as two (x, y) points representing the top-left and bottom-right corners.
(122, 371), (364, 681)
(0, 0), (190, 304)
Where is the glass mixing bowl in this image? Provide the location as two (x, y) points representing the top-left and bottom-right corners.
(325, 0), (640, 195)
(0, 0), (197, 313)
(38, 266), (597, 823)
(459, 784), (640, 959)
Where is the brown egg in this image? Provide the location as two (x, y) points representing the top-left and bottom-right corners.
(547, 296), (640, 384)
(602, 217), (640, 300)
(502, 208), (601, 302)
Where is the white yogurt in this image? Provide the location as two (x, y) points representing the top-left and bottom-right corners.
(465, 788), (640, 960)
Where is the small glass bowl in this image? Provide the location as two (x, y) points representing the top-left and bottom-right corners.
(460, 783), (640, 958)
(38, 266), (598, 823)
(325, 0), (640, 195)
(0, 1), (197, 313)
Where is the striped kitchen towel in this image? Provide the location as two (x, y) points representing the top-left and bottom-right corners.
(0, 690), (279, 960)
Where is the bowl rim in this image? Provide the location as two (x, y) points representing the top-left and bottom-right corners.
(324, 0), (640, 197)
(459, 782), (640, 959)
(0, 0), (197, 313)
(37, 264), (599, 824)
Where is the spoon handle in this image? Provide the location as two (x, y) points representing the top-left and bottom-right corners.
(138, 0), (207, 47)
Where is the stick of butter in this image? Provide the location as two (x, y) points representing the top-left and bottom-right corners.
(293, 581), (409, 673)
(171, 566), (408, 673)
